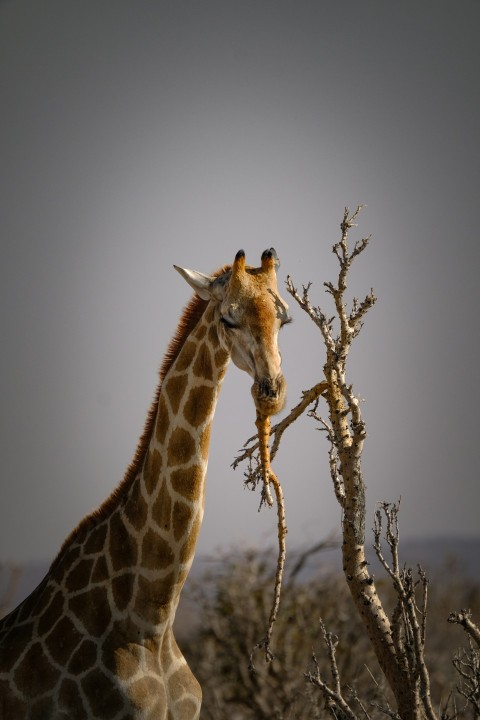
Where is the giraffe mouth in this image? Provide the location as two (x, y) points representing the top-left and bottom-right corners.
(251, 375), (287, 416)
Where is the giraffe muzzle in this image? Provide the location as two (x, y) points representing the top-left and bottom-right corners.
(251, 374), (287, 416)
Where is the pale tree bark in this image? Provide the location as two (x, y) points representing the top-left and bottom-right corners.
(284, 207), (437, 720)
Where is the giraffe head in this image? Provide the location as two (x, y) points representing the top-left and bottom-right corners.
(175, 248), (290, 416)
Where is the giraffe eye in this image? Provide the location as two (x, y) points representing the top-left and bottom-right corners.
(220, 316), (238, 330)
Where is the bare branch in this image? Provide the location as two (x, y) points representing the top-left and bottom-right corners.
(349, 289), (377, 337)
(232, 381), (328, 483)
(452, 640), (480, 715)
(286, 275), (336, 351)
(305, 648), (361, 720)
(249, 414), (287, 669)
(448, 610), (480, 649)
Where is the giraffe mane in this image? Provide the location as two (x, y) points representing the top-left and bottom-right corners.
(122, 264), (230, 488)
(50, 265), (230, 570)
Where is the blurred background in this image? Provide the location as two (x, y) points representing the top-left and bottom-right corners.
(1, 1), (479, 598)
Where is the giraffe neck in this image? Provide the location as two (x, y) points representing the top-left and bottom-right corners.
(113, 302), (229, 623)
(0, 300), (229, 720)
(34, 301), (229, 635)
(131, 302), (230, 610)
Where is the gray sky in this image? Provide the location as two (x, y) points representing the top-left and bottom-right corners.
(1, 0), (479, 564)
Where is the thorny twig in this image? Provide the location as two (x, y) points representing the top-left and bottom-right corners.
(452, 641), (480, 715)
(448, 610), (480, 649)
(305, 621), (361, 720)
(449, 611), (480, 716)
(248, 412), (287, 669)
(286, 206), (376, 359)
(373, 502), (437, 720)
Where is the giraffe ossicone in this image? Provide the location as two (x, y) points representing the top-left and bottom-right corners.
(0, 249), (289, 720)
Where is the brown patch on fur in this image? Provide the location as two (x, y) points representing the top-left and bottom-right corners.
(152, 480), (172, 532)
(65, 558), (94, 593)
(101, 618), (148, 676)
(44, 615), (83, 666)
(174, 339), (197, 372)
(154, 395), (169, 446)
(111, 572), (135, 612)
(108, 642), (143, 681)
(168, 665), (200, 704)
(37, 590), (65, 636)
(80, 668), (124, 718)
(175, 697), (201, 717)
(124, 491), (149, 532)
(135, 572), (175, 625)
(28, 695), (55, 720)
(207, 323), (218, 346)
(170, 465), (203, 502)
(184, 385), (214, 428)
(179, 514), (202, 564)
(194, 322), (207, 341)
(58, 678), (82, 714)
(141, 528), (175, 570)
(215, 347), (230, 366)
(193, 343), (213, 380)
(0, 621), (35, 672)
(0, 682), (26, 717)
(165, 373), (188, 415)
(68, 639), (98, 675)
(167, 427), (195, 466)
(173, 501), (193, 542)
(143, 448), (163, 495)
(109, 512), (138, 573)
(83, 523), (107, 555)
(14, 642), (58, 697)
(54, 544), (81, 581)
(128, 677), (163, 710)
(91, 556), (109, 584)
(68, 586), (111, 637)
(199, 424), (212, 463)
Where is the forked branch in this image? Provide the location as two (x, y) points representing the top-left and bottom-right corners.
(448, 610), (480, 649)
(288, 207), (437, 720)
(305, 627), (361, 720)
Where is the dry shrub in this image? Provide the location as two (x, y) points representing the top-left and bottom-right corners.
(178, 547), (480, 719)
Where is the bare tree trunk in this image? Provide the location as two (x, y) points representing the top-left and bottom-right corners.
(287, 207), (436, 720)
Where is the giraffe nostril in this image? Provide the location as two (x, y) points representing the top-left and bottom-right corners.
(259, 378), (278, 398)
(251, 375), (287, 416)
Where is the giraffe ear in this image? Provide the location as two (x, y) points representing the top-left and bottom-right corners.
(174, 265), (214, 301)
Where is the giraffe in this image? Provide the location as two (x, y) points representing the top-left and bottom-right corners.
(0, 248), (290, 720)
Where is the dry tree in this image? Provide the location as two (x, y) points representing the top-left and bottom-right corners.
(287, 207), (438, 719)
(235, 206), (479, 720)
